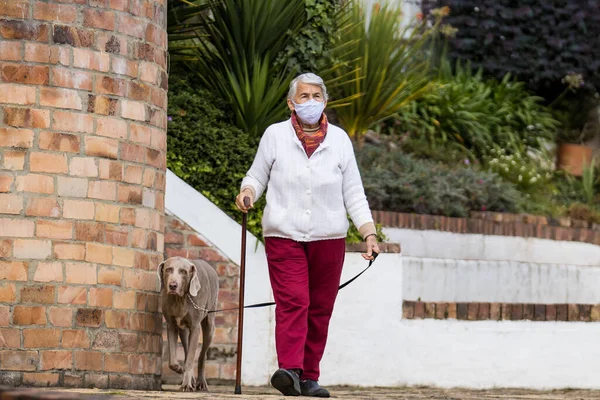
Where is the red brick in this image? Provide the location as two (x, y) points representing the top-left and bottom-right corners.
(0, 173), (13, 192)
(0, 20), (49, 42)
(50, 46), (70, 66)
(591, 304), (600, 322)
(73, 48), (110, 72)
(88, 181), (116, 201)
(75, 351), (103, 371)
(114, 290), (135, 309)
(15, 174), (53, 194)
(23, 328), (60, 348)
(75, 309), (103, 328)
(34, 262), (63, 282)
(40, 350), (72, 370)
(105, 353), (129, 373)
(123, 269), (156, 291)
(21, 285), (55, 304)
(97, 33), (127, 55)
(40, 87), (83, 110)
(98, 266), (122, 285)
(127, 81), (150, 102)
(0, 282), (17, 302)
(4, 107), (50, 128)
(52, 110), (93, 133)
(124, 165), (143, 184)
(53, 242), (86, 261)
(105, 310), (128, 329)
(0, 260), (28, 281)
(36, 219), (72, 240)
(0, 41), (21, 61)
(151, 87), (167, 110)
(0, 350), (38, 371)
(74, 221), (104, 242)
(89, 287), (113, 308)
(58, 286), (86, 305)
(139, 61), (158, 84)
(109, 0), (128, 11)
(63, 374), (82, 388)
(51, 67), (93, 91)
(87, 95), (118, 116)
(85, 242), (113, 264)
(106, 225), (128, 247)
(95, 75), (127, 96)
(30, 152), (68, 173)
(118, 185), (142, 205)
(117, 13), (146, 39)
(0, 127), (34, 148)
(34, 2), (77, 22)
(85, 136), (119, 159)
(48, 306), (72, 327)
(0, 194), (22, 214)
(69, 157), (98, 178)
(121, 143), (145, 163)
(121, 99), (146, 121)
(187, 234), (207, 247)
(23, 372), (60, 387)
(83, 8), (116, 30)
(14, 306), (46, 325)
(98, 159), (123, 181)
(95, 202), (120, 223)
(1, 150), (25, 170)
(57, 177), (88, 198)
(23, 42), (50, 63)
(142, 168), (156, 187)
(0, 240), (11, 258)
(1, 64), (49, 85)
(97, 116), (127, 139)
(62, 330), (90, 349)
(0, 0), (29, 18)
(53, 25), (93, 48)
(38, 131), (80, 153)
(120, 207), (135, 225)
(65, 262), (96, 284)
(0, 328), (20, 348)
(111, 56), (138, 77)
(0, 84), (36, 105)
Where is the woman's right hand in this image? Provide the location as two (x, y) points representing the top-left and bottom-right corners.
(235, 188), (254, 213)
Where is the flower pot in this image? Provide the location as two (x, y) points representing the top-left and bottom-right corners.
(556, 142), (593, 176)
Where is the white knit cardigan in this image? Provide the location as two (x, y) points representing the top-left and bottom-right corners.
(241, 118), (374, 242)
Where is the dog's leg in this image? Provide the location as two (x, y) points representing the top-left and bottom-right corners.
(178, 327), (189, 360)
(181, 325), (201, 392)
(196, 314), (215, 391)
(167, 323), (183, 374)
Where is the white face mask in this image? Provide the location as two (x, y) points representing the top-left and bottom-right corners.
(293, 99), (325, 125)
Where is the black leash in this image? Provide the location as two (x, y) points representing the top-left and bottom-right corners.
(209, 251), (379, 314)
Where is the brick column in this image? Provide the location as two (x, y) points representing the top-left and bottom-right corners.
(0, 0), (167, 390)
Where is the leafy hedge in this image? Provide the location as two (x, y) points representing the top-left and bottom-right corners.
(166, 70), (265, 235)
(422, 1), (600, 97)
(356, 143), (524, 217)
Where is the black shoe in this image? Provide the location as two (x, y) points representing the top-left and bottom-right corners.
(300, 379), (330, 398)
(271, 368), (301, 396)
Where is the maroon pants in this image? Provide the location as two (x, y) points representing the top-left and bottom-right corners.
(265, 237), (346, 381)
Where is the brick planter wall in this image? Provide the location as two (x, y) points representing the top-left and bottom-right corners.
(0, 0), (168, 389)
(162, 213), (239, 384)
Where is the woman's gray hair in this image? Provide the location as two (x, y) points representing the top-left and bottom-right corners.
(287, 73), (328, 102)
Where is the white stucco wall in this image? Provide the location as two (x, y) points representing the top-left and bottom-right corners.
(385, 227), (600, 303)
(167, 170), (600, 389)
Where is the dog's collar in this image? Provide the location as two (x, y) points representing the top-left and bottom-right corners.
(187, 293), (212, 313)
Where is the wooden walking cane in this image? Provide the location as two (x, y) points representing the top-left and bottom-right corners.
(235, 196), (250, 394)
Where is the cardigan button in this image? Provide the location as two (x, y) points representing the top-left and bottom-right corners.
(305, 210), (311, 215)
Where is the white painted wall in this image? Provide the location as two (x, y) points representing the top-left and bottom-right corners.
(385, 227), (600, 303)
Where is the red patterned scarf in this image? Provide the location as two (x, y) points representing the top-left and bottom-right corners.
(291, 112), (328, 158)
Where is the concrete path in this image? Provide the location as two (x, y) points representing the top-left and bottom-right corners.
(33, 385), (600, 400)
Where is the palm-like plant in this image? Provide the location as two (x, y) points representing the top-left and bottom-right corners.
(329, 2), (439, 142)
(179, 0), (306, 137)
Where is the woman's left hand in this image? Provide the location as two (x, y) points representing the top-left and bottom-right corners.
(362, 235), (380, 260)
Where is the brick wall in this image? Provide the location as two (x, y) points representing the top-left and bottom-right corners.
(0, 0), (168, 389)
(162, 213), (239, 384)
(374, 210), (600, 245)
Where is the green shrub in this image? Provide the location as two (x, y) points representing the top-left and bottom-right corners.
(356, 143), (524, 217)
(394, 62), (558, 161)
(166, 70), (265, 236)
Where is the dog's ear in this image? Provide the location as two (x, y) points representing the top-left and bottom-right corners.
(156, 260), (166, 290)
(188, 261), (201, 297)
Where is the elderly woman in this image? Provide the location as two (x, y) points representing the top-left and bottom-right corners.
(236, 73), (379, 398)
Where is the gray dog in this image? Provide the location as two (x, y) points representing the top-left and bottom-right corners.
(157, 256), (219, 392)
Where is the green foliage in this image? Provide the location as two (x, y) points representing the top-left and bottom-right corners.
(181, 0), (306, 137)
(395, 61), (558, 160)
(581, 160), (599, 206)
(166, 70), (265, 237)
(329, 2), (440, 141)
(356, 143), (523, 217)
(566, 203), (600, 225)
(275, 0), (342, 75)
(345, 217), (387, 244)
(485, 147), (553, 194)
